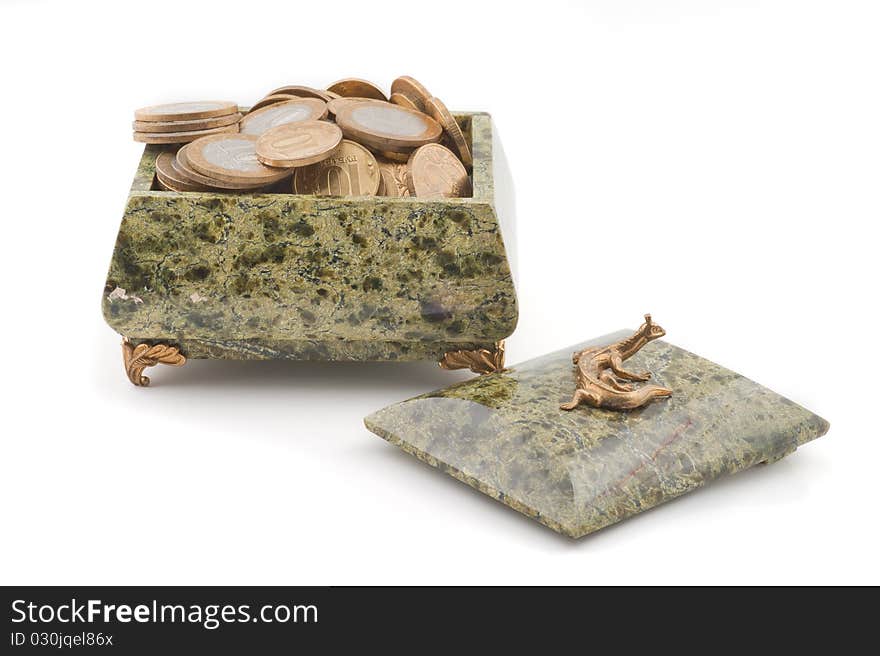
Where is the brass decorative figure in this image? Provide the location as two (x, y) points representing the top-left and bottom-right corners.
(440, 340), (505, 375)
(560, 315), (672, 412)
(122, 338), (186, 387)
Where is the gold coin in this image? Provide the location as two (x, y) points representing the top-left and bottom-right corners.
(155, 151), (210, 191)
(376, 158), (411, 197)
(239, 98), (327, 136)
(334, 100), (441, 151)
(256, 120), (343, 168)
(389, 92), (419, 111)
(326, 78), (387, 101)
(407, 143), (471, 199)
(185, 133), (292, 185)
(175, 145), (268, 190)
(247, 94), (298, 113)
(133, 112), (242, 133)
(424, 96), (472, 169)
(390, 76), (432, 111)
(133, 123), (239, 144)
(293, 139), (380, 196)
(135, 100), (238, 122)
(266, 85), (334, 102)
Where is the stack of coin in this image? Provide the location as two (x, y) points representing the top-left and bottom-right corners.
(141, 76), (473, 198)
(133, 101), (242, 144)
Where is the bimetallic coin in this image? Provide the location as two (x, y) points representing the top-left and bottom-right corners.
(376, 158), (411, 197)
(389, 92), (419, 111)
(185, 133), (292, 185)
(133, 112), (242, 133)
(175, 145), (269, 189)
(424, 96), (472, 169)
(390, 76), (432, 112)
(247, 94), (299, 113)
(133, 123), (239, 144)
(334, 100), (442, 151)
(326, 78), (387, 101)
(239, 98), (328, 136)
(155, 151), (210, 191)
(266, 85), (334, 102)
(293, 140), (380, 196)
(135, 100), (238, 122)
(256, 120), (343, 168)
(407, 143), (471, 199)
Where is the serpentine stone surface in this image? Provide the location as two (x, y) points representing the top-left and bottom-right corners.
(102, 113), (517, 361)
(365, 332), (829, 538)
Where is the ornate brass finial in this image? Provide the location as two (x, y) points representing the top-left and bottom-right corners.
(560, 315), (672, 412)
(439, 340), (505, 375)
(121, 337), (186, 387)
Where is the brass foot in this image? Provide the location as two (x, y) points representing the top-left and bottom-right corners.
(121, 337), (186, 387)
(439, 340), (505, 375)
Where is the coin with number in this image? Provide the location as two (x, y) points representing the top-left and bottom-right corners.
(135, 100), (238, 122)
(186, 133), (292, 185)
(293, 139), (379, 196)
(239, 98), (328, 136)
(326, 78), (387, 101)
(390, 76), (432, 112)
(256, 120), (343, 168)
(424, 96), (472, 169)
(133, 112), (242, 133)
(406, 143), (471, 199)
(334, 100), (441, 151)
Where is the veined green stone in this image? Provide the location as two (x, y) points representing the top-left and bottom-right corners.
(364, 332), (829, 538)
(102, 112), (517, 362)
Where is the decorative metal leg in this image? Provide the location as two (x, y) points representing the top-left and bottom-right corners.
(439, 340), (505, 375)
(121, 337), (186, 387)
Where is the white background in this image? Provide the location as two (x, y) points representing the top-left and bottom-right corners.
(1, 0), (876, 585)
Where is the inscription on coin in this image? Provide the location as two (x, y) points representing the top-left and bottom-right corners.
(293, 139), (380, 196)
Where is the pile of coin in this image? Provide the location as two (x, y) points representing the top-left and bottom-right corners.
(133, 101), (242, 144)
(134, 76), (472, 199)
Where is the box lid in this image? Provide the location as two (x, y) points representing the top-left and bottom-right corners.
(364, 328), (829, 538)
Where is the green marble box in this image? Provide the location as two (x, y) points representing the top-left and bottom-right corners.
(365, 331), (829, 539)
(102, 113), (517, 381)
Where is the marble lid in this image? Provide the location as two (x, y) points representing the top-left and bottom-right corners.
(364, 331), (829, 539)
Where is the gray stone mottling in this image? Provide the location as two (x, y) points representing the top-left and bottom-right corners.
(364, 332), (830, 538)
